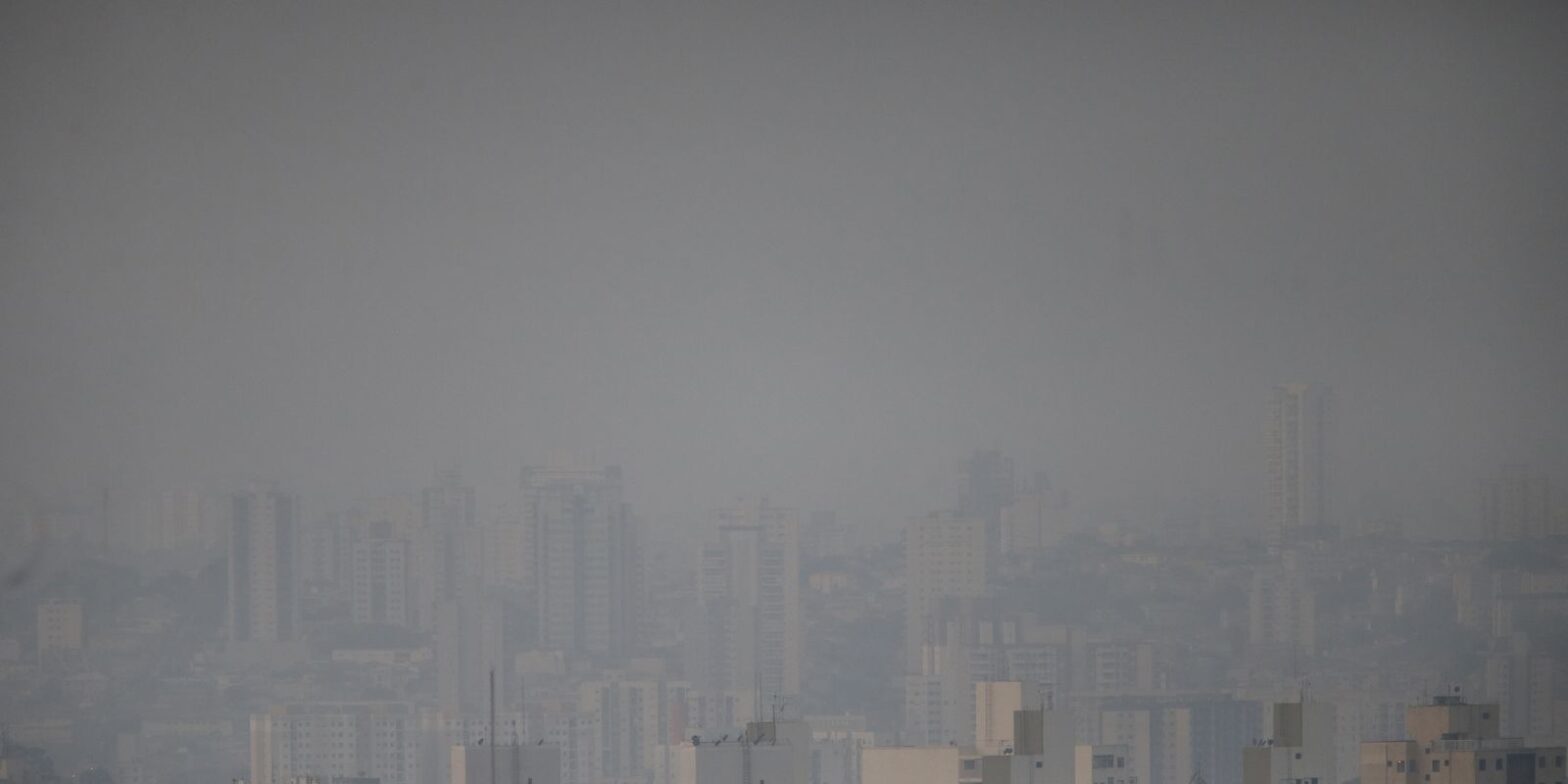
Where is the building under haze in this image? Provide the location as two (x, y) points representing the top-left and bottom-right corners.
(417, 470), (481, 632)
(905, 512), (989, 670)
(351, 525), (413, 627)
(228, 485), (299, 646)
(524, 464), (639, 662)
(1359, 694), (1565, 784)
(687, 498), (802, 710)
(36, 598), (83, 660)
(961, 450), (1017, 567)
(1243, 700), (1338, 784)
(1267, 384), (1334, 546)
(251, 702), (418, 784)
(1480, 465), (1554, 541)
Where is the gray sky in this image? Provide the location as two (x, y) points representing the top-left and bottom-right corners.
(3, 1), (1565, 537)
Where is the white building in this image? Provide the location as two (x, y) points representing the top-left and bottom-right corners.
(688, 499), (802, 707)
(250, 702), (418, 784)
(1266, 383), (1333, 546)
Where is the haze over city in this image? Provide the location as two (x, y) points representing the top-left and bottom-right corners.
(1, 2), (1566, 784)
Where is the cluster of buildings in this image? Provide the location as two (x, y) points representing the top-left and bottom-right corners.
(1, 385), (1566, 784)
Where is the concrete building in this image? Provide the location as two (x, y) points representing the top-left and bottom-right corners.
(977, 682), (1044, 756)
(435, 595), (505, 711)
(36, 598), (83, 659)
(250, 702), (418, 784)
(415, 470), (480, 633)
(1249, 554), (1317, 659)
(960, 450), (1017, 567)
(352, 531), (413, 627)
(1480, 465), (1553, 541)
(450, 743), (562, 784)
(860, 746), (962, 784)
(524, 464), (639, 662)
(1267, 384), (1333, 546)
(229, 485), (299, 645)
(981, 753), (1052, 784)
(1485, 636), (1558, 743)
(688, 499), (802, 708)
(153, 487), (213, 552)
(906, 512), (988, 670)
(1086, 696), (1261, 784)
(1001, 473), (1068, 553)
(1360, 695), (1566, 784)
(648, 736), (797, 784)
(578, 673), (692, 784)
(1074, 745), (1134, 784)
(419, 708), (527, 784)
(806, 717), (873, 784)
(1244, 701), (1337, 784)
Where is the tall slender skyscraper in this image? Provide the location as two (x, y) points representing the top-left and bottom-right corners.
(228, 485), (298, 644)
(688, 499), (802, 709)
(523, 464), (637, 662)
(1266, 384), (1333, 546)
(415, 470), (480, 632)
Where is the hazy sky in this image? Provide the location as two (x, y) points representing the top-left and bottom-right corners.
(3, 1), (1565, 537)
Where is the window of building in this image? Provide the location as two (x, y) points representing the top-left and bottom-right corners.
(1433, 761), (1441, 773)
(1397, 761), (1405, 772)
(1480, 760), (1487, 771)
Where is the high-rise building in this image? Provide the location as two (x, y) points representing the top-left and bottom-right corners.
(961, 450), (1017, 565)
(1480, 465), (1553, 541)
(229, 486), (299, 645)
(436, 595), (505, 711)
(578, 673), (692, 784)
(1267, 384), (1333, 545)
(418, 707), (527, 784)
(1085, 696), (1261, 784)
(524, 464), (638, 662)
(416, 471), (480, 632)
(905, 512), (988, 669)
(687, 499), (802, 709)
(154, 487), (212, 552)
(1484, 635), (1558, 742)
(352, 528), (413, 627)
(36, 598), (83, 659)
(1248, 556), (1318, 660)
(250, 702), (418, 784)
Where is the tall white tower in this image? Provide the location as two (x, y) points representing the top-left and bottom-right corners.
(1267, 383), (1333, 546)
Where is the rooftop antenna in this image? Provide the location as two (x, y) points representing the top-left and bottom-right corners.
(490, 667), (497, 784)
(754, 672), (763, 724)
